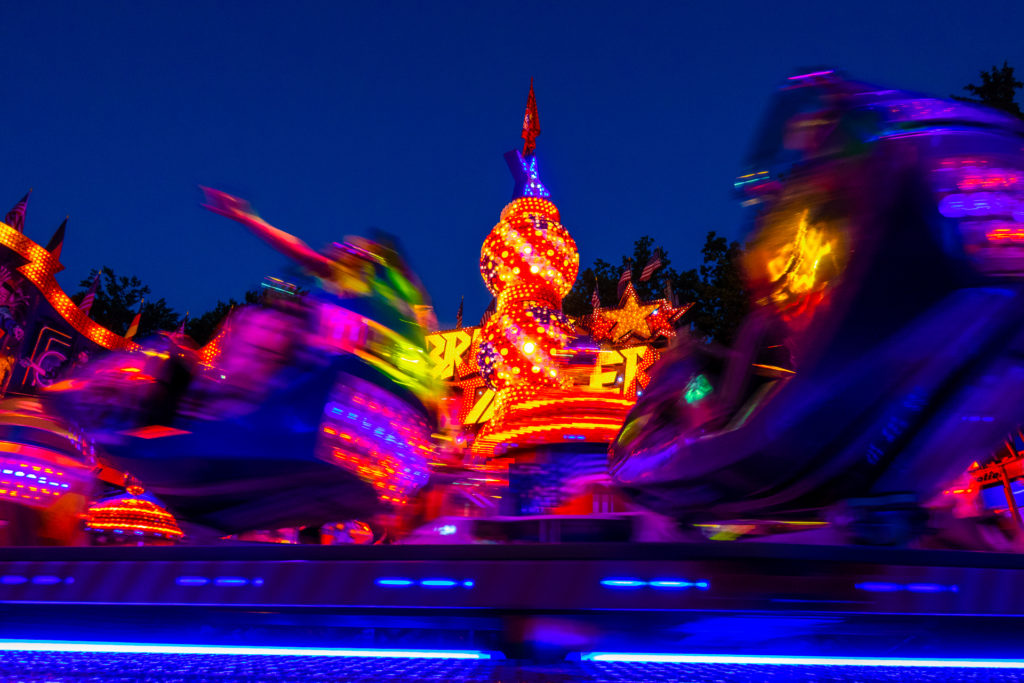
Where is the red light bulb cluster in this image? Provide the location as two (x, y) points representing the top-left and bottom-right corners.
(478, 197), (579, 392)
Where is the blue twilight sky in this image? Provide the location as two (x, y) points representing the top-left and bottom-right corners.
(2, 1), (1023, 327)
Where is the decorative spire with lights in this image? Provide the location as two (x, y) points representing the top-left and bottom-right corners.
(504, 78), (549, 199)
(3, 190), (30, 233)
(45, 216), (67, 271)
(478, 81), (579, 399)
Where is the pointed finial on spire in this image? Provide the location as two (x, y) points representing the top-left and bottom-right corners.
(4, 190), (31, 233)
(175, 311), (189, 337)
(125, 299), (143, 339)
(124, 472), (144, 496)
(46, 216), (67, 266)
(522, 78), (540, 157)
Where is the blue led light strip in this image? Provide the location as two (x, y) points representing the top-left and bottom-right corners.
(855, 581), (958, 593)
(375, 578), (474, 588)
(600, 578), (709, 589)
(580, 653), (1024, 668)
(0, 640), (490, 660)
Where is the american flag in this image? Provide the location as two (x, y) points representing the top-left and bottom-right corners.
(640, 249), (663, 281)
(591, 287), (600, 309)
(79, 272), (100, 316)
(456, 296), (464, 329)
(617, 261), (632, 300)
(125, 299), (143, 339)
(480, 297), (497, 326)
(4, 192), (29, 233)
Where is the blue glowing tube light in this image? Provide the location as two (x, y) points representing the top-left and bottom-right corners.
(600, 578), (709, 589)
(375, 578), (474, 588)
(0, 640), (491, 660)
(580, 653), (1024, 668)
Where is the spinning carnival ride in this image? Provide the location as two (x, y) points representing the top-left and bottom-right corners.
(611, 71), (1024, 540)
(46, 192), (441, 537)
(3, 73), (1024, 547)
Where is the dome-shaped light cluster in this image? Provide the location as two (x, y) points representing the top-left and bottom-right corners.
(85, 489), (184, 541)
(478, 196), (579, 392)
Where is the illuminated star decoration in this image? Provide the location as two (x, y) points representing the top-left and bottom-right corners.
(586, 310), (616, 341)
(598, 283), (660, 342)
(587, 283), (690, 344)
(646, 300), (693, 339)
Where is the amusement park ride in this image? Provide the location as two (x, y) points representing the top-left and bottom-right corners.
(5, 72), (1024, 678)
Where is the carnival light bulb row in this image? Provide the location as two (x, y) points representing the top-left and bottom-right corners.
(478, 196), (579, 392)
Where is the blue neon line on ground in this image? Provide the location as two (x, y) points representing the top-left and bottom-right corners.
(0, 640), (490, 660)
(580, 653), (1024, 668)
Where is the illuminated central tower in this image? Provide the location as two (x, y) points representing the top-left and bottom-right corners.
(477, 81), (579, 408)
(469, 82), (633, 466)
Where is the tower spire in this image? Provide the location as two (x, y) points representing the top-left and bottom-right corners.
(46, 215), (67, 266)
(522, 78), (540, 157)
(4, 190), (31, 233)
(505, 79), (550, 200)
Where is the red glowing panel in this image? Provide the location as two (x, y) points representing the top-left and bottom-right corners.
(986, 226), (1024, 242)
(119, 425), (193, 440)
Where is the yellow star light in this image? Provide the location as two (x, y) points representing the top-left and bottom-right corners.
(599, 284), (661, 342)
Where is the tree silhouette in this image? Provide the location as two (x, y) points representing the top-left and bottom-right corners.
(70, 267), (260, 343)
(954, 62), (1024, 118)
(71, 266), (178, 338)
(185, 290), (261, 345)
(674, 232), (748, 346)
(564, 232), (749, 345)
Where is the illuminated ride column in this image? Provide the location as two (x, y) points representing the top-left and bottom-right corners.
(477, 153), (577, 420)
(471, 94), (634, 514)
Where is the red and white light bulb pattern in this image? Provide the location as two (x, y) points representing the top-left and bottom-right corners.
(478, 197), (578, 391)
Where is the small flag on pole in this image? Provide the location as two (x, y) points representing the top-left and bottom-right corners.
(481, 297), (497, 325)
(522, 78), (541, 157)
(125, 299), (143, 339)
(80, 272), (100, 316)
(617, 260), (633, 300)
(591, 287), (600, 309)
(456, 296), (464, 329)
(640, 249), (663, 282)
(4, 191), (30, 233)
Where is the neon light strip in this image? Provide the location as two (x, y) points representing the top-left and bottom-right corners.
(375, 578), (474, 588)
(581, 653), (1024, 668)
(787, 70), (835, 80)
(0, 640), (491, 660)
(600, 578), (709, 589)
(376, 578), (413, 586)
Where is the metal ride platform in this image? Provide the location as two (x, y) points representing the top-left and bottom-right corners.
(3, 543), (1024, 680)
